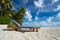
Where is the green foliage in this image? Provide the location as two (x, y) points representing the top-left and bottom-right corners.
(0, 14), (12, 24)
(0, 0), (13, 17)
(0, 0), (26, 26)
(0, 0), (13, 24)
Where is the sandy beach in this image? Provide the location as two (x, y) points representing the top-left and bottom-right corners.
(0, 25), (60, 40)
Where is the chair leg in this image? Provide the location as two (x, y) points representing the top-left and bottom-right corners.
(33, 28), (35, 31)
(36, 28), (38, 32)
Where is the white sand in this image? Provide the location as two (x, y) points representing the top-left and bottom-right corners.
(0, 25), (60, 40)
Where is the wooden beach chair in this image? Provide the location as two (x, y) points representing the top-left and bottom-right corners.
(7, 25), (40, 32)
(7, 20), (40, 32)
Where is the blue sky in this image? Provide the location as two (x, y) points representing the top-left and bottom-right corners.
(13, 0), (60, 27)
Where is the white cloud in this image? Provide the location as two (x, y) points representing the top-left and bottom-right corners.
(40, 21), (47, 27)
(23, 22), (39, 27)
(39, 13), (60, 27)
(54, 5), (60, 11)
(55, 13), (60, 20)
(36, 9), (40, 15)
(36, 12), (39, 15)
(34, 0), (44, 8)
(23, 0), (28, 4)
(34, 0), (59, 12)
(24, 13), (60, 27)
(46, 17), (54, 23)
(25, 9), (32, 21)
(35, 16), (39, 20)
(57, 13), (60, 18)
(40, 21), (60, 27)
(52, 0), (58, 4)
(39, 17), (53, 27)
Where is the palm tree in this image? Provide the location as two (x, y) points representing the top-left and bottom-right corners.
(15, 7), (26, 26)
(0, 0), (13, 17)
(0, 0), (14, 24)
(0, 0), (26, 27)
(7, 7), (26, 28)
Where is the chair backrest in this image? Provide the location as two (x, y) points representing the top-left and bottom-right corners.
(12, 20), (22, 27)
